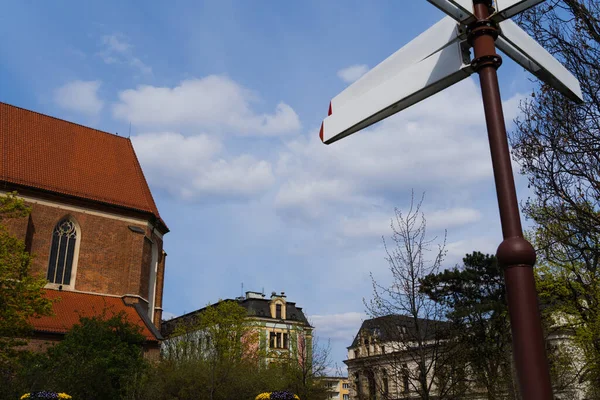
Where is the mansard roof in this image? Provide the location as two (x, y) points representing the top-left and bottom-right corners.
(161, 296), (311, 337)
(0, 101), (167, 231)
(238, 297), (310, 325)
(349, 314), (453, 348)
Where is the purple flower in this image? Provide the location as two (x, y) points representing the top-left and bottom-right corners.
(26, 392), (60, 399)
(270, 391), (296, 400)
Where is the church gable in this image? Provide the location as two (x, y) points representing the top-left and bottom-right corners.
(0, 101), (166, 231)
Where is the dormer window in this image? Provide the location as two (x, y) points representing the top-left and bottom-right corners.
(270, 299), (286, 319)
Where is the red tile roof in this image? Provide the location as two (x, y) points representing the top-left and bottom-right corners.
(0, 102), (166, 229)
(30, 289), (159, 342)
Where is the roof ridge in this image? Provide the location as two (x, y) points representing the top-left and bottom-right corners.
(0, 101), (127, 140)
(125, 138), (162, 221)
(0, 102), (167, 228)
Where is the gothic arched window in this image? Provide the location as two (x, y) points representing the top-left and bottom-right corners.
(47, 218), (78, 286)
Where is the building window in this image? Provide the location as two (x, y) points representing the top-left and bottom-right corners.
(343, 383), (349, 389)
(47, 218), (78, 286)
(343, 395), (349, 400)
(382, 370), (389, 397)
(276, 304), (282, 319)
(402, 364), (410, 393)
(276, 332), (282, 348)
(367, 371), (376, 400)
(270, 332), (277, 348)
(283, 333), (289, 349)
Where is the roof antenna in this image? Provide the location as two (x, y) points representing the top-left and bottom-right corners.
(128, 122), (132, 138)
(241, 282), (244, 297)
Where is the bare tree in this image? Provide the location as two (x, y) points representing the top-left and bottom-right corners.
(362, 193), (463, 400)
(278, 331), (333, 400)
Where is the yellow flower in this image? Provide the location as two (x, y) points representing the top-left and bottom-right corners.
(255, 393), (272, 400)
(58, 394), (72, 399)
(20, 395), (31, 400)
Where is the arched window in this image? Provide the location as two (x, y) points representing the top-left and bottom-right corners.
(47, 218), (79, 286)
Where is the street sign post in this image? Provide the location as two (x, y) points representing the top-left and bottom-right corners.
(320, 1), (583, 399)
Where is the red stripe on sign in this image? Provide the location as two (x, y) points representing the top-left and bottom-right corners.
(319, 122), (324, 142)
(328, 102), (332, 116)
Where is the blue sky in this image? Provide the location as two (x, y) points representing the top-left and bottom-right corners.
(1, 1), (538, 374)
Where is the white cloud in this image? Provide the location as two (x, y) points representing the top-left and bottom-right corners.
(274, 78), (525, 222)
(338, 207), (481, 239)
(99, 34), (152, 75)
(131, 132), (274, 200)
(103, 34), (131, 53)
(54, 80), (104, 116)
(113, 76), (301, 136)
(162, 311), (178, 320)
(338, 214), (391, 239)
(311, 312), (366, 342)
(427, 208), (482, 231)
(274, 179), (379, 221)
(446, 237), (499, 261)
(337, 64), (369, 83)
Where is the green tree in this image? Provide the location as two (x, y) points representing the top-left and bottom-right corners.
(422, 252), (581, 399)
(156, 301), (331, 400)
(421, 252), (517, 399)
(0, 192), (53, 397)
(510, 1), (600, 395)
(534, 260), (597, 397)
(158, 300), (275, 400)
(276, 334), (332, 400)
(40, 311), (149, 400)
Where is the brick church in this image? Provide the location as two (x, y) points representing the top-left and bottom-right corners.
(0, 101), (168, 356)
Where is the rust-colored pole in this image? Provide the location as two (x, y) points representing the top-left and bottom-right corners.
(469, 1), (553, 399)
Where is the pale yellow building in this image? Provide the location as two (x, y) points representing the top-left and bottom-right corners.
(321, 376), (350, 400)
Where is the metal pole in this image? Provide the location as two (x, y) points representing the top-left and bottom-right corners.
(469, 1), (553, 399)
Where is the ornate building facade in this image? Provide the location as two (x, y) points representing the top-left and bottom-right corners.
(161, 291), (313, 364)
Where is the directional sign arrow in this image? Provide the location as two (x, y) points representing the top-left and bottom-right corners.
(329, 16), (462, 117)
(321, 39), (472, 144)
(497, 19), (584, 103)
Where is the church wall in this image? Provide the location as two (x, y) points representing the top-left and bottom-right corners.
(139, 237), (153, 300)
(4, 198), (163, 303)
(154, 250), (167, 326)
